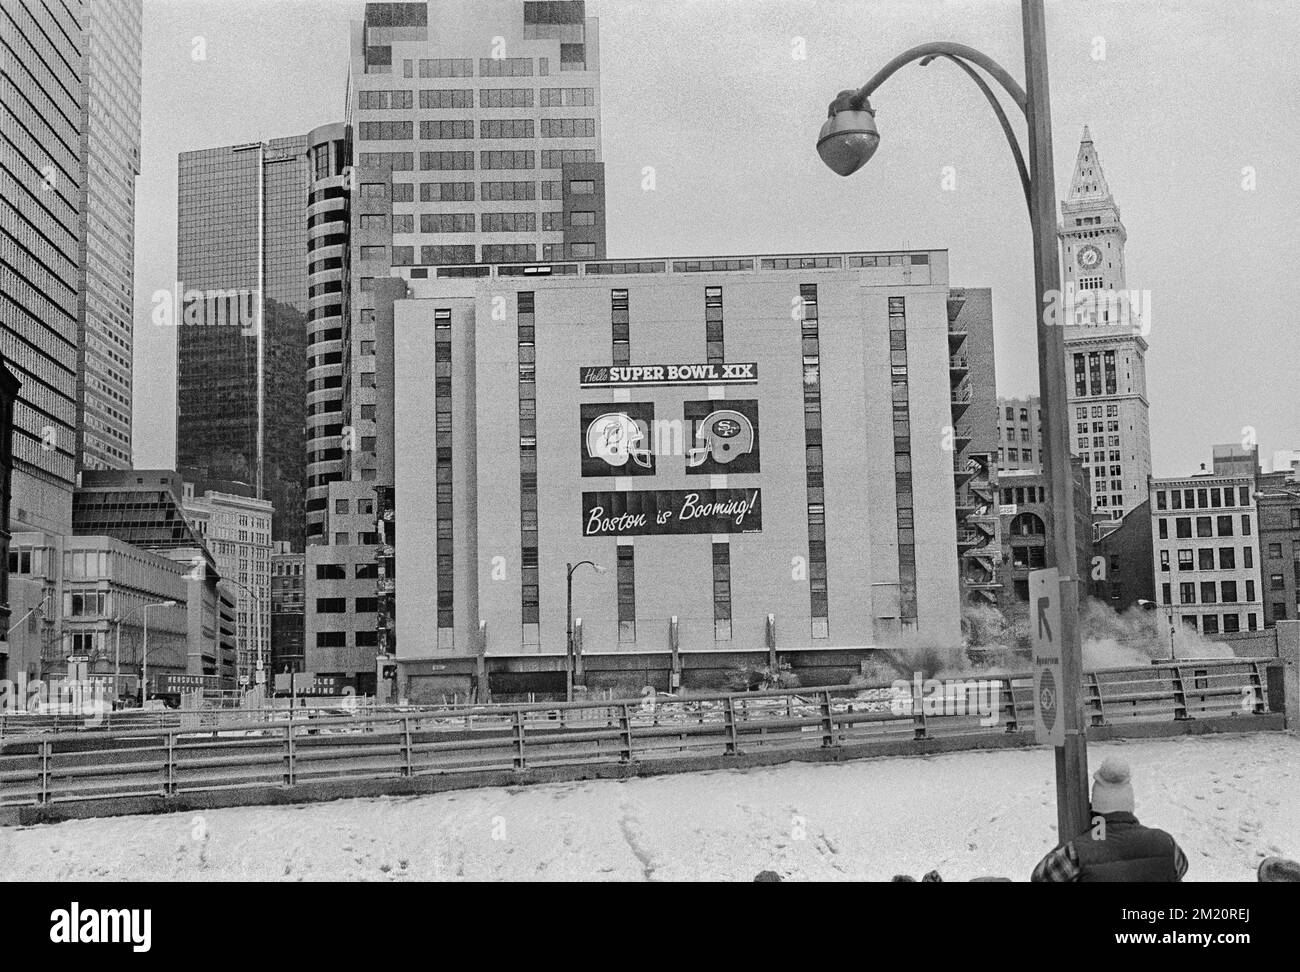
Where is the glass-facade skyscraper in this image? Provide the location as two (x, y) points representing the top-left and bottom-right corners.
(77, 0), (142, 472)
(1, 0), (84, 534)
(176, 137), (309, 549)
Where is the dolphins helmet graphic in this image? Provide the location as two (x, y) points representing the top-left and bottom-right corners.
(586, 412), (653, 468)
(687, 409), (755, 466)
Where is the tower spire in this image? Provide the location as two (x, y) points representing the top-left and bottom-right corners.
(1067, 126), (1110, 203)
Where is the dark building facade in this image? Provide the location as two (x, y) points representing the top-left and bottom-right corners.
(1257, 470), (1300, 627)
(176, 137), (309, 549)
(270, 541), (306, 672)
(1090, 499), (1154, 611)
(0, 357), (21, 676)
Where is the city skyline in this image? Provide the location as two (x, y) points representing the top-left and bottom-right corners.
(131, 0), (1299, 480)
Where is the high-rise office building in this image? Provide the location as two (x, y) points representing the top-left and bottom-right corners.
(77, 0), (142, 472)
(1059, 128), (1152, 521)
(176, 137), (310, 549)
(339, 0), (607, 489)
(304, 123), (352, 542)
(299, 0), (611, 684)
(2, 0), (84, 533)
(182, 484), (273, 684)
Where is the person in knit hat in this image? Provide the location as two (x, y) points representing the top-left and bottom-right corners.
(1031, 756), (1188, 882)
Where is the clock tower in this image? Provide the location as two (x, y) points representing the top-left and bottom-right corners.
(1058, 128), (1152, 523)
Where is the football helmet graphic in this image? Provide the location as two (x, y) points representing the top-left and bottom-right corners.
(687, 409), (755, 467)
(586, 412), (653, 468)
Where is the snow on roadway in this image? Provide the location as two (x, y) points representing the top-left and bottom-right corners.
(1, 732), (1295, 882)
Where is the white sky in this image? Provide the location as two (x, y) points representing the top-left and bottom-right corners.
(132, 0), (1300, 476)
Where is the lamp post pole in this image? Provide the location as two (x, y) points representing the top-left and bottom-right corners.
(565, 560), (604, 702)
(816, 0), (1089, 841)
(137, 600), (177, 703)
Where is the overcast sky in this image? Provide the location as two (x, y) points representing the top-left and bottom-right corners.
(133, 0), (1300, 476)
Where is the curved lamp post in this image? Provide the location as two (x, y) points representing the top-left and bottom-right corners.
(817, 0), (1089, 840)
(137, 600), (179, 704)
(566, 560), (606, 701)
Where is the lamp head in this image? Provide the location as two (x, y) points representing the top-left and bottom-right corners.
(593, 564), (607, 574)
(817, 90), (880, 177)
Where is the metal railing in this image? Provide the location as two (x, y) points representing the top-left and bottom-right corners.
(0, 660), (1276, 812)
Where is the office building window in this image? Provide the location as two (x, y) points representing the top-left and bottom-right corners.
(420, 120), (474, 140)
(481, 150), (535, 169)
(540, 117), (596, 138)
(358, 121), (413, 140)
(419, 58), (473, 77)
(420, 181), (475, 202)
(713, 542), (732, 641)
(420, 150), (475, 171)
(479, 88), (534, 108)
(617, 545), (636, 642)
(481, 181), (536, 200)
(481, 118), (535, 139)
(481, 212), (538, 233)
(482, 244), (537, 263)
(434, 309), (454, 633)
(419, 88), (472, 109)
(705, 286), (723, 364)
(801, 284), (829, 637)
(541, 87), (595, 107)
(611, 289), (629, 365)
(479, 57), (533, 77)
(518, 294), (540, 639)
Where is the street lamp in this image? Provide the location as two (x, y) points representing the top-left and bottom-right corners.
(1137, 598), (1177, 661)
(222, 576), (265, 691)
(565, 560), (606, 701)
(113, 600), (177, 704)
(136, 600), (178, 704)
(817, 0), (1090, 840)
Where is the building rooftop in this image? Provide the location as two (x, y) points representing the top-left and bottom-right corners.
(395, 249), (947, 283)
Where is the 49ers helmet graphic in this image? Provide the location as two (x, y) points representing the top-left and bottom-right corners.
(687, 409), (756, 467)
(586, 411), (654, 468)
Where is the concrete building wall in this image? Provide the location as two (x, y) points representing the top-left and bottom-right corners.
(1091, 499), (1154, 611)
(997, 396), (1042, 474)
(392, 252), (962, 692)
(1256, 471), (1300, 627)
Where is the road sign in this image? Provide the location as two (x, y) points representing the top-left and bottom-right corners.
(1029, 567), (1064, 746)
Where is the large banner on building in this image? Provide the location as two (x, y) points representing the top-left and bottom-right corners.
(582, 489), (762, 537)
(580, 402), (658, 477)
(683, 399), (760, 475)
(579, 363), (757, 388)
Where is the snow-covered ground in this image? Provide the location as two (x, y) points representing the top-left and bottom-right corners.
(2, 732), (1295, 881)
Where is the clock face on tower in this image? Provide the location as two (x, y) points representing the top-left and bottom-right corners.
(1077, 243), (1103, 273)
